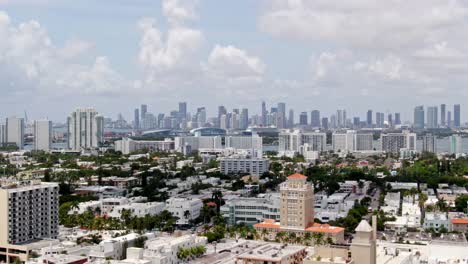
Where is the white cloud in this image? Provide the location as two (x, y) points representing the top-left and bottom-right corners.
(138, 17), (202, 75)
(259, 0), (468, 102)
(162, 0), (198, 25)
(203, 44), (265, 81)
(0, 11), (126, 100)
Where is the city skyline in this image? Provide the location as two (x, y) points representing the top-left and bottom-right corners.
(1, 1), (468, 120)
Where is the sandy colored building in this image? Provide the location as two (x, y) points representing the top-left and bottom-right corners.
(254, 173), (345, 243)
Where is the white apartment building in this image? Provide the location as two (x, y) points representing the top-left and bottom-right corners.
(423, 213), (449, 232)
(278, 129), (326, 156)
(332, 131), (355, 153)
(332, 131), (373, 153)
(115, 137), (174, 154)
(219, 156), (269, 176)
(67, 108), (104, 150)
(108, 202), (165, 218)
(225, 135), (263, 157)
(33, 120), (52, 151)
(0, 181), (59, 262)
(221, 193), (280, 225)
(143, 235), (207, 264)
(165, 197), (203, 225)
(174, 136), (222, 154)
(381, 131), (416, 154)
(6, 117), (25, 149)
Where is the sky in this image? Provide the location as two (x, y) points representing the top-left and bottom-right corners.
(0, 0), (468, 123)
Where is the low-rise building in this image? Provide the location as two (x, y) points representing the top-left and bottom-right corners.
(165, 197), (203, 225)
(234, 243), (307, 264)
(451, 218), (468, 233)
(423, 213), (449, 232)
(221, 193), (280, 226)
(108, 202), (165, 218)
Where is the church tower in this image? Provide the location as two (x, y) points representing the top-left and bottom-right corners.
(350, 216), (377, 264)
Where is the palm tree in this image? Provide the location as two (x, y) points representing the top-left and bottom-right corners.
(288, 232), (297, 243)
(201, 205), (211, 224)
(275, 231), (286, 243)
(211, 190), (223, 213)
(436, 198), (448, 212)
(304, 232), (312, 244)
(261, 228), (269, 241)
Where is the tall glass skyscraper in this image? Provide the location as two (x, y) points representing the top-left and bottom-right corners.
(414, 105), (425, 129)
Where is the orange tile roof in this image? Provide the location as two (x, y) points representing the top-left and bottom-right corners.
(452, 218), (468, 224)
(287, 173), (307, 179)
(305, 224), (345, 234)
(253, 222), (281, 229)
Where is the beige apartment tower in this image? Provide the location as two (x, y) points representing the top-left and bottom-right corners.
(280, 173), (315, 229)
(0, 181), (59, 263)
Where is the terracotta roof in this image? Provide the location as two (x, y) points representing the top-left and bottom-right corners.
(287, 173), (307, 179)
(305, 224), (345, 234)
(452, 218), (468, 224)
(253, 221), (281, 229)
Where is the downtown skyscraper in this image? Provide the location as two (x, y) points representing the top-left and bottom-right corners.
(454, 104), (461, 128)
(414, 106), (425, 129)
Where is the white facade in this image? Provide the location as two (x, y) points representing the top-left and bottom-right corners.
(6, 117), (25, 149)
(423, 213), (449, 231)
(0, 181), (59, 245)
(332, 131), (355, 153)
(108, 202), (165, 218)
(143, 235), (207, 264)
(165, 198), (203, 225)
(34, 119), (52, 151)
(221, 193), (280, 225)
(115, 137), (174, 154)
(67, 108), (104, 150)
(174, 136), (222, 153)
(225, 135), (263, 157)
(219, 157), (269, 176)
(279, 130), (326, 155)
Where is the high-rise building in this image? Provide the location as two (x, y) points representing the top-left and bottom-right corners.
(366, 110), (373, 127)
(261, 101), (267, 126)
(440, 104), (446, 126)
(310, 110), (320, 128)
(414, 105), (425, 129)
(381, 131), (417, 154)
(0, 124), (5, 146)
(422, 134), (436, 153)
(134, 108), (140, 129)
(299, 112), (308, 126)
(353, 117), (360, 128)
(355, 133), (374, 151)
(394, 113), (401, 125)
(449, 135), (462, 154)
(375, 112), (383, 128)
(217, 106), (227, 128)
(141, 104), (147, 120)
(0, 181), (59, 262)
(33, 120), (52, 151)
(321, 117), (329, 130)
(239, 108), (248, 129)
(288, 109), (294, 128)
(447, 111), (452, 127)
(6, 117), (25, 149)
(277, 102), (286, 128)
(387, 114), (393, 127)
(427, 106), (438, 129)
(332, 131), (355, 153)
(67, 108), (104, 150)
(279, 174), (314, 229)
(454, 104), (461, 128)
(178, 102), (187, 119)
